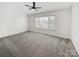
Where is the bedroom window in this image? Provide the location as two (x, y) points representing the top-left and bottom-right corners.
(35, 16), (56, 30)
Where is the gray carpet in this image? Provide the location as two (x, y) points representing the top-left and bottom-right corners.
(0, 32), (78, 57)
(0, 39), (14, 57)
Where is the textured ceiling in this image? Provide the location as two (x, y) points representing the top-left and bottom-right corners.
(0, 2), (73, 15)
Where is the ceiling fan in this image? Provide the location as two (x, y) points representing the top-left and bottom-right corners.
(25, 2), (42, 11)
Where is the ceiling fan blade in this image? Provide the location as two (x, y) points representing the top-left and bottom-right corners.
(25, 5), (32, 7)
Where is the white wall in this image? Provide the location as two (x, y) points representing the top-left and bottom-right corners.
(0, 4), (28, 38)
(71, 3), (79, 54)
(29, 8), (71, 39)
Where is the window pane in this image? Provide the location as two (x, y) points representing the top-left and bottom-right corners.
(35, 18), (40, 28)
(50, 16), (55, 21)
(40, 17), (48, 29)
(49, 16), (56, 30)
(35, 16), (56, 30)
